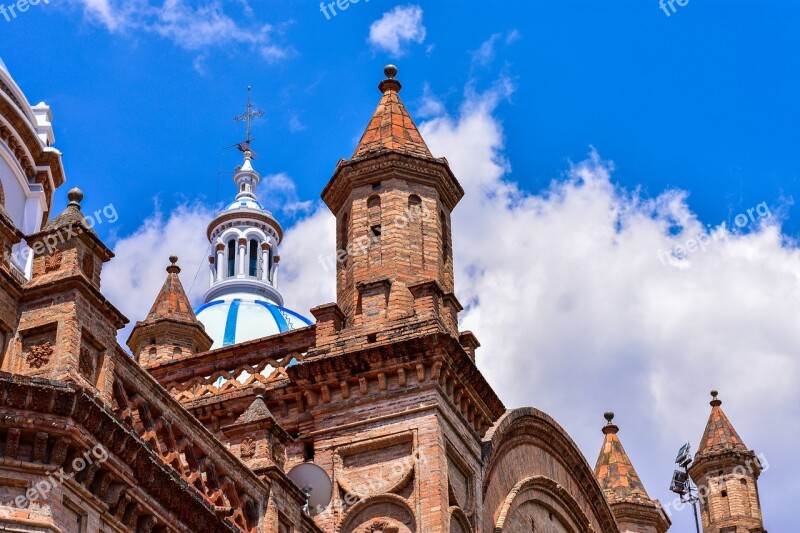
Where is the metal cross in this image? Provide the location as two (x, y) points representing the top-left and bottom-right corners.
(234, 86), (264, 151)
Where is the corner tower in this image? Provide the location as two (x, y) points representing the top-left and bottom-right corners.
(688, 391), (766, 533)
(594, 412), (670, 533)
(320, 65), (464, 334)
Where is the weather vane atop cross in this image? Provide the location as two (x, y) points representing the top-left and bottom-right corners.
(234, 85), (264, 152)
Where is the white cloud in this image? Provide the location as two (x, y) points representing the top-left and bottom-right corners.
(416, 82), (445, 119)
(368, 5), (426, 57)
(277, 206), (336, 317)
(417, 83), (796, 530)
(102, 202), (213, 345)
(69, 0), (290, 64)
(470, 30), (520, 69)
(253, 77), (797, 528)
(261, 172), (314, 217)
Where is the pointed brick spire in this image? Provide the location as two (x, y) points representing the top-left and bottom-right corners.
(144, 255), (199, 326)
(127, 256), (213, 367)
(351, 64), (433, 161)
(594, 412), (651, 504)
(696, 390), (748, 457)
(235, 383), (276, 425)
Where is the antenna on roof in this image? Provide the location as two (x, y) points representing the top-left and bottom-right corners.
(669, 441), (701, 533)
(233, 85), (264, 157)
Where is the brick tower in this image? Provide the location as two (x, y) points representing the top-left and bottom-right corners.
(594, 412), (670, 533)
(688, 391), (766, 533)
(321, 64), (464, 334)
(287, 65), (504, 533)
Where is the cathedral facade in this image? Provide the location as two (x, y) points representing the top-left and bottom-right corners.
(0, 60), (767, 533)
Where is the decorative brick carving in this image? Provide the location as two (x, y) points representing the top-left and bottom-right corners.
(369, 520), (389, 532)
(5, 427), (20, 458)
(32, 432), (48, 462)
(26, 341), (53, 368)
(240, 437), (255, 458)
(44, 248), (62, 272)
(80, 345), (95, 379)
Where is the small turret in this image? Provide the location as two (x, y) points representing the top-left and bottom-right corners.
(688, 391), (766, 533)
(594, 412), (670, 533)
(127, 256), (213, 368)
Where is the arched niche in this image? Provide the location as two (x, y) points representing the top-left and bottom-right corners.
(447, 506), (472, 533)
(482, 408), (618, 533)
(494, 476), (591, 533)
(340, 494), (416, 533)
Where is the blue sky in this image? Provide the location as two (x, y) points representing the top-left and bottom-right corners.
(5, 1), (799, 236)
(3, 0), (800, 530)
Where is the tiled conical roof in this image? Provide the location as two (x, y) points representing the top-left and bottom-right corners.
(351, 65), (433, 161)
(594, 413), (651, 504)
(697, 391), (748, 456)
(144, 256), (201, 326)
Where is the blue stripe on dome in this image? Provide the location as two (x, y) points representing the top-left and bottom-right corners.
(255, 301), (289, 332)
(194, 299), (224, 315)
(277, 305), (314, 326)
(223, 299), (241, 347)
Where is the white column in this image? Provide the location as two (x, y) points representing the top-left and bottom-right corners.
(261, 244), (270, 282)
(208, 256), (216, 285)
(238, 239), (246, 276)
(272, 256), (280, 288)
(215, 246), (225, 281)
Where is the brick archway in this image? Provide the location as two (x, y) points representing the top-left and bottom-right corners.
(339, 494), (416, 533)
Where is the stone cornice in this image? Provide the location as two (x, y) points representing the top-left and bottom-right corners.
(288, 330), (504, 420)
(206, 210), (284, 243)
(688, 447), (762, 480)
(21, 273), (129, 328)
(322, 151), (465, 215)
(610, 500), (671, 531)
(0, 95), (64, 197)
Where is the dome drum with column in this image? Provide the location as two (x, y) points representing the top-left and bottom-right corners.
(196, 147), (312, 349)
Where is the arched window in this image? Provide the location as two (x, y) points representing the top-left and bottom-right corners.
(249, 239), (259, 277)
(227, 240), (236, 277)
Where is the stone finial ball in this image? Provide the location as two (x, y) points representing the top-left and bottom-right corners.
(252, 382), (267, 397)
(67, 187), (84, 205)
(711, 390), (719, 399)
(604, 411), (615, 423)
(384, 64), (398, 79)
(169, 255), (179, 265)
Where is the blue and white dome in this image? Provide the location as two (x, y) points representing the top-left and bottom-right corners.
(195, 145), (313, 350)
(195, 297), (312, 349)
